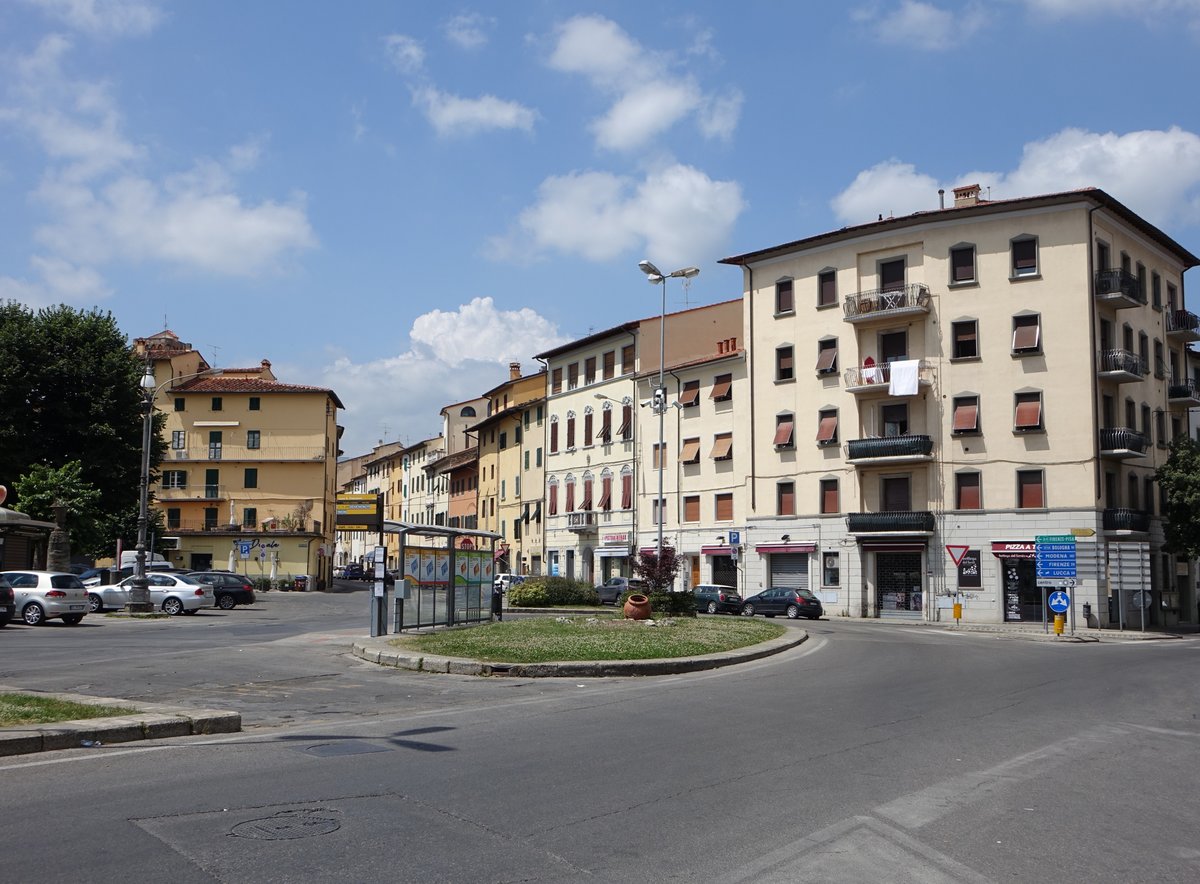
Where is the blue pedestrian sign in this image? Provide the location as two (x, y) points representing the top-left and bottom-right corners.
(1047, 590), (1071, 613)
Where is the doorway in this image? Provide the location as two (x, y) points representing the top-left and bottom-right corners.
(876, 552), (923, 619)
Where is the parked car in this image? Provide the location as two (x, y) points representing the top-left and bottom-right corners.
(81, 562), (175, 587)
(87, 572), (214, 615)
(595, 576), (647, 605)
(493, 573), (525, 593)
(693, 584), (742, 614)
(0, 571), (89, 625)
(740, 587), (824, 620)
(0, 573), (13, 627)
(342, 563), (364, 581)
(187, 571), (257, 609)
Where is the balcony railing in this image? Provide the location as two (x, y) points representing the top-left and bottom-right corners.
(1094, 269), (1143, 307)
(844, 360), (935, 393)
(1097, 348), (1146, 382)
(1166, 309), (1200, 342)
(156, 484), (228, 501)
(566, 512), (597, 531)
(843, 284), (931, 322)
(847, 511), (936, 534)
(1098, 427), (1149, 458)
(165, 446), (328, 462)
(847, 435), (934, 462)
(1168, 377), (1200, 405)
(1102, 508), (1150, 533)
(161, 517), (316, 534)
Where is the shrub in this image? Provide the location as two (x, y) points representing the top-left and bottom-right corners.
(509, 576), (599, 607)
(646, 590), (697, 618)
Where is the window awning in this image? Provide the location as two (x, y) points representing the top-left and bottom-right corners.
(597, 485), (612, 510)
(710, 435), (733, 459)
(815, 345), (837, 373)
(1015, 398), (1041, 428)
(680, 438), (702, 463)
(773, 420), (794, 447)
(700, 545), (734, 555)
(816, 415), (838, 443)
(952, 402), (978, 432)
(679, 384), (699, 406)
(1013, 321), (1040, 351)
(710, 376), (732, 400)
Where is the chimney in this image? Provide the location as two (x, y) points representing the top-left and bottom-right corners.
(953, 184), (982, 208)
(509, 361), (521, 380)
(938, 188), (945, 209)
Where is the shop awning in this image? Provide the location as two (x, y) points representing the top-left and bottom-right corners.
(596, 547), (630, 558)
(992, 541), (1035, 558)
(700, 545), (733, 555)
(755, 542), (816, 554)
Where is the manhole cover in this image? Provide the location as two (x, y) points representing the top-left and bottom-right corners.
(230, 809), (342, 840)
(299, 740), (392, 758)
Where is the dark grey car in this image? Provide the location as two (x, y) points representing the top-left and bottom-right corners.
(693, 584), (741, 614)
(594, 576), (647, 605)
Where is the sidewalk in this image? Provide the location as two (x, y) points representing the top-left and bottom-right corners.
(869, 616), (1188, 642)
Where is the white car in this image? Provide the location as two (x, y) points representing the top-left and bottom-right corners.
(493, 573), (525, 593)
(1, 571), (89, 626)
(88, 572), (214, 615)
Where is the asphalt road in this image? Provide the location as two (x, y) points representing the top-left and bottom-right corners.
(2, 586), (1199, 883)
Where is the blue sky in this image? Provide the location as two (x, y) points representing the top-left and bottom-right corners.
(3, 1), (1200, 457)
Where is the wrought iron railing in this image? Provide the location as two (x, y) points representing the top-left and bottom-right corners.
(844, 360), (934, 388)
(1099, 427), (1149, 453)
(1094, 268), (1143, 302)
(847, 435), (934, 460)
(1168, 377), (1200, 400)
(1102, 508), (1150, 532)
(1166, 309), (1200, 335)
(1097, 348), (1145, 376)
(843, 283), (931, 319)
(847, 511), (936, 533)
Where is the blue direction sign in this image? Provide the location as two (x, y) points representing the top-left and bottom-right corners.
(1047, 590), (1071, 613)
(1036, 535), (1076, 584)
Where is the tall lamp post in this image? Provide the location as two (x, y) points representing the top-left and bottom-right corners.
(637, 260), (699, 571)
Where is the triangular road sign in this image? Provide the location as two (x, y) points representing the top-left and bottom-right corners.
(946, 545), (969, 567)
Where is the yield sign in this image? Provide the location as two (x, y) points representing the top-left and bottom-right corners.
(945, 545), (969, 567)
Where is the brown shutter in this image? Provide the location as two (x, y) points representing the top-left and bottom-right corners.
(1013, 239), (1037, 271)
(1015, 397), (1042, 429)
(819, 271), (836, 306)
(952, 246), (975, 282)
(776, 279), (794, 312)
(778, 483), (795, 515)
(600, 409), (612, 441)
(952, 402), (978, 433)
(821, 480), (839, 514)
(684, 495), (700, 522)
(1012, 319), (1040, 351)
(548, 484), (557, 515)
(1019, 472), (1044, 508)
(958, 474), (981, 509)
(710, 434), (733, 459)
(621, 344), (635, 374)
(815, 344), (837, 373)
(773, 419), (794, 447)
(603, 351), (615, 379)
(816, 414), (838, 443)
(679, 381), (700, 406)
(598, 477), (612, 510)
(566, 416), (576, 448)
(551, 368), (562, 393)
(619, 405), (632, 439)
(680, 438), (701, 463)
(550, 421), (559, 452)
(584, 412), (593, 446)
(710, 374), (732, 400)
(621, 474), (632, 509)
(565, 481), (575, 512)
(715, 493), (733, 521)
(581, 478), (593, 510)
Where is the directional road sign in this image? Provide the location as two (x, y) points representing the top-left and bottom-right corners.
(1047, 590), (1071, 613)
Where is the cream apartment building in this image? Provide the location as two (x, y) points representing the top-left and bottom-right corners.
(722, 186), (1198, 626)
(400, 435), (444, 527)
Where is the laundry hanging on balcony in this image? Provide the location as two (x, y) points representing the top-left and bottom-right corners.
(888, 359), (920, 396)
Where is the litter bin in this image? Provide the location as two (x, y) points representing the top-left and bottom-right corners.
(491, 586), (503, 621)
(293, 575), (309, 593)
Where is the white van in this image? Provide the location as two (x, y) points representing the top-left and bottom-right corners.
(119, 551), (170, 569)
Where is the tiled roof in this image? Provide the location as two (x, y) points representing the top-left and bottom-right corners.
(172, 376), (344, 408)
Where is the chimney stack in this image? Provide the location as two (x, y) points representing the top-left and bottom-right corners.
(509, 361), (521, 380)
(953, 184), (982, 207)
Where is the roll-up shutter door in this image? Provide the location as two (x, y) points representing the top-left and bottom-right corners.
(769, 553), (809, 592)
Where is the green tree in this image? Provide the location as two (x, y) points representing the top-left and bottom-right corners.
(1155, 437), (1200, 558)
(0, 303), (158, 556)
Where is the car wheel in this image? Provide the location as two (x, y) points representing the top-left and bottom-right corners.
(88, 593), (103, 614)
(217, 594), (236, 610)
(741, 604), (754, 617)
(707, 601), (718, 615)
(162, 597), (184, 616)
(22, 602), (46, 626)
(786, 604), (800, 619)
(61, 613), (84, 625)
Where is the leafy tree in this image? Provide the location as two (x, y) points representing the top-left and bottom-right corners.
(632, 543), (682, 593)
(12, 461), (101, 521)
(1155, 437), (1200, 558)
(0, 303), (159, 556)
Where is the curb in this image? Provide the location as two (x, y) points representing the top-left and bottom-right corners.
(351, 630), (808, 677)
(0, 687), (241, 758)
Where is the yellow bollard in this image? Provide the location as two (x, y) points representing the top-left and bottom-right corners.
(1053, 613), (1065, 635)
(953, 602), (962, 622)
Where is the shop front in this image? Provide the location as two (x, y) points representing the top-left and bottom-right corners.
(756, 542), (816, 593)
(864, 541), (927, 619)
(700, 544), (738, 589)
(596, 532), (632, 581)
(992, 541), (1046, 623)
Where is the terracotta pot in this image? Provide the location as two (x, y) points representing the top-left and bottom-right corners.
(623, 593), (652, 620)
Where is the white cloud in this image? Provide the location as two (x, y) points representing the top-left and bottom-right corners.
(547, 15), (647, 90)
(492, 163), (745, 267)
(383, 33), (425, 74)
(1025, 0), (1200, 19)
(855, 1), (988, 49)
(697, 89), (744, 142)
(0, 255), (112, 307)
(411, 297), (567, 367)
(830, 127), (1200, 227)
(24, 0), (162, 38)
(444, 12), (495, 49)
(413, 87), (536, 137)
(591, 81), (700, 151)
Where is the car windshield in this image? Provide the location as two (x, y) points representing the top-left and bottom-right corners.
(50, 575), (85, 589)
(795, 589), (816, 598)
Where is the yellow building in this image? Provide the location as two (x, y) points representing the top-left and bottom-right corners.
(135, 331), (343, 589)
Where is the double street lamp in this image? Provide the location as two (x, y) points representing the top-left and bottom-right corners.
(637, 260), (699, 568)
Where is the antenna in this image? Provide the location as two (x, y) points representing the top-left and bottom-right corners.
(163, 314), (169, 329)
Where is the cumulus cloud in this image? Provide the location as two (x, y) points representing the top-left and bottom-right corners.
(0, 255), (111, 307)
(413, 87), (536, 137)
(1025, 0), (1200, 19)
(490, 163), (745, 268)
(443, 12), (495, 49)
(23, 0), (162, 38)
(312, 298), (568, 456)
(853, 1), (988, 49)
(383, 33), (426, 74)
(830, 127), (1200, 227)
(546, 14), (740, 150)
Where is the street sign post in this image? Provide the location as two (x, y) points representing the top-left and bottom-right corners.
(1047, 589), (1070, 613)
(945, 545), (969, 567)
(1035, 536), (1076, 634)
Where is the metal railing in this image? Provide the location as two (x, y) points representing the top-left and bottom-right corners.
(844, 360), (934, 388)
(1097, 348), (1146, 376)
(165, 446), (328, 462)
(847, 511), (936, 533)
(1168, 377), (1200, 400)
(1166, 309), (1200, 336)
(1102, 508), (1150, 532)
(1094, 268), (1143, 303)
(159, 517), (315, 533)
(847, 435), (934, 460)
(1098, 427), (1149, 453)
(843, 283), (931, 319)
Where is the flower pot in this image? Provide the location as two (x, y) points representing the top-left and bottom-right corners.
(623, 593), (651, 620)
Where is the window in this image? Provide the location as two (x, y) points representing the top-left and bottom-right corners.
(247, 430), (260, 450)
(710, 433), (733, 461)
(880, 258), (905, 292)
(1012, 314), (1041, 353)
(1011, 236), (1038, 277)
(775, 279), (794, 314)
(1136, 262), (1147, 303)
(599, 407), (612, 442)
(499, 431), (507, 450)
(683, 495), (700, 522)
(551, 368), (562, 394)
(777, 481), (795, 516)
(1152, 272), (1162, 309)
(1141, 404), (1152, 437)
(536, 446), (543, 466)
(651, 497), (666, 525)
(1017, 470), (1044, 508)
(249, 397), (260, 411)
(621, 471), (633, 509)
(603, 350), (615, 379)
(599, 475), (612, 511)
(950, 244), (976, 284)
(550, 419), (559, 453)
(174, 397), (185, 412)
(208, 430), (223, 460)
(951, 320), (979, 360)
(1168, 283), (1178, 312)
(163, 470), (187, 488)
(204, 468), (219, 499)
(816, 409), (838, 445)
(565, 478), (575, 512)
(1138, 332), (1149, 374)
(583, 411), (593, 446)
(500, 480), (506, 501)
(567, 363), (579, 389)
(243, 507), (257, 528)
(818, 269), (837, 308)
(776, 345), (794, 381)
(244, 468), (258, 489)
(566, 414), (576, 449)
(621, 344), (635, 375)
(581, 476), (593, 511)
(680, 437), (701, 464)
(815, 339), (837, 374)
(1156, 411), (1167, 448)
(881, 403), (908, 437)
(585, 357), (596, 385)
(171, 430), (185, 449)
(619, 404), (632, 441)
(204, 507), (218, 529)
(211, 397), (223, 411)
(679, 379), (700, 407)
(515, 425), (522, 444)
(773, 414), (795, 449)
(1144, 476), (1155, 515)
(548, 481), (558, 516)
(952, 396), (980, 435)
(711, 373), (733, 401)
(166, 508), (181, 529)
(956, 472), (981, 510)
(1154, 340), (1165, 378)
(823, 552), (840, 586)
(537, 405), (544, 425)
(652, 442), (667, 470)
(1014, 392), (1043, 432)
(819, 478), (839, 514)
(715, 493), (734, 522)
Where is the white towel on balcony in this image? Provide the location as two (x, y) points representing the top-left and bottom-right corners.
(888, 359), (920, 396)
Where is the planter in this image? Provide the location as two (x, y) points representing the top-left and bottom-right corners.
(623, 593), (651, 620)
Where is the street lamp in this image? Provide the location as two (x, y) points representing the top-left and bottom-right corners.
(637, 260), (699, 573)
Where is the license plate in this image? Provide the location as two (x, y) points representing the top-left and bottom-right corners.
(69, 604), (85, 610)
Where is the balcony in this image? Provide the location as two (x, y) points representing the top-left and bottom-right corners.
(1099, 427), (1149, 460)
(1166, 309), (1200, 342)
(165, 446), (328, 463)
(847, 511), (936, 535)
(844, 360), (934, 396)
(1094, 269), (1144, 309)
(1102, 508), (1150, 534)
(843, 284), (931, 324)
(566, 511), (597, 532)
(156, 484), (228, 502)
(1097, 348), (1146, 383)
(847, 434), (934, 466)
(163, 517), (316, 534)
(1168, 377), (1200, 407)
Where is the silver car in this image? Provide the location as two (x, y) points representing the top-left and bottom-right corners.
(1, 571), (90, 626)
(88, 572), (214, 615)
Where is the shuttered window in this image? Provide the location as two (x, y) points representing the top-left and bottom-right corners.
(550, 421), (559, 453)
(1017, 470), (1044, 508)
(956, 473), (981, 509)
(951, 245), (976, 283)
(773, 417), (794, 448)
(776, 346), (794, 381)
(710, 433), (733, 460)
(776, 279), (794, 313)
(679, 380), (700, 407)
(551, 368), (562, 393)
(818, 270), (837, 307)
(621, 473), (632, 509)
(619, 405), (632, 440)
(820, 479), (839, 514)
(566, 416), (576, 448)
(815, 340), (837, 374)
(598, 476), (612, 511)
(1012, 237), (1038, 276)
(565, 480), (575, 512)
(952, 397), (979, 434)
(680, 437), (701, 464)
(816, 411), (838, 445)
(715, 493), (733, 522)
(777, 482), (795, 516)
(710, 374), (733, 400)
(603, 351), (615, 379)
(1012, 315), (1041, 352)
(584, 412), (593, 446)
(683, 495), (700, 522)
(548, 483), (558, 515)
(599, 408), (612, 442)
(952, 320), (978, 359)
(1014, 393), (1043, 431)
(621, 344), (635, 375)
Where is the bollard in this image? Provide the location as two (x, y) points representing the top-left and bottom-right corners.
(491, 586), (503, 621)
(1053, 613), (1065, 635)
(952, 602), (962, 622)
